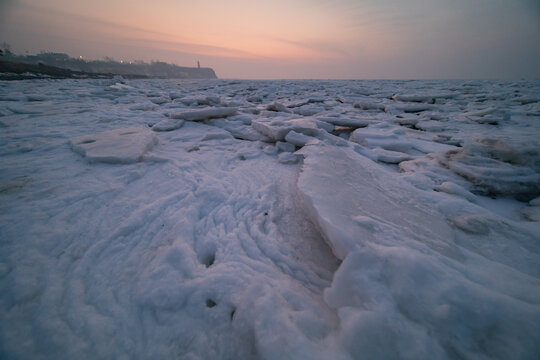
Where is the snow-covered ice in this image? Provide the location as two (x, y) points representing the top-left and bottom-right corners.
(1, 78), (539, 359)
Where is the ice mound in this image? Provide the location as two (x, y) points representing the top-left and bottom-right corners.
(69, 127), (158, 163)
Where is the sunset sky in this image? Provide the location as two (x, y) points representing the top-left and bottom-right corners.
(1, 0), (539, 79)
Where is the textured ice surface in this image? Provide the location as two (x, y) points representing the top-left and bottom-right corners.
(1, 78), (539, 359)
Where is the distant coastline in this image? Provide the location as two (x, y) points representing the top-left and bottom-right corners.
(0, 50), (217, 80)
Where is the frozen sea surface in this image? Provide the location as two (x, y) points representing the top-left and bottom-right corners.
(0, 78), (539, 359)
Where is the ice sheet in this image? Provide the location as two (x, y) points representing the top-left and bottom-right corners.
(1, 78), (539, 359)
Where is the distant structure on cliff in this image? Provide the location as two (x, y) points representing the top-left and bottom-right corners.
(0, 51), (217, 79)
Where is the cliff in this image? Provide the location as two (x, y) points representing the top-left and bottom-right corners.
(0, 52), (218, 79)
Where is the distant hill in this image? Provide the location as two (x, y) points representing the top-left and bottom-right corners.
(0, 51), (217, 79)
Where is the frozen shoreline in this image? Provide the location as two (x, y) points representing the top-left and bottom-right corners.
(1, 78), (539, 359)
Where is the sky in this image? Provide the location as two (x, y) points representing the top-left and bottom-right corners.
(1, 0), (539, 79)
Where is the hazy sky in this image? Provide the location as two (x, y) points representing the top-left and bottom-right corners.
(1, 0), (539, 79)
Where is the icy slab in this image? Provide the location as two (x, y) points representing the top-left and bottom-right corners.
(169, 107), (237, 121)
(69, 127), (158, 163)
(251, 118), (333, 142)
(297, 144), (457, 260)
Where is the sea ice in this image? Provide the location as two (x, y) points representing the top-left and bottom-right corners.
(1, 78), (539, 360)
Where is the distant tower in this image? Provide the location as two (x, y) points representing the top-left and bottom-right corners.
(197, 60), (200, 69)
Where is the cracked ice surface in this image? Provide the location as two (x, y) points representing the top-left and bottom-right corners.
(0, 78), (539, 359)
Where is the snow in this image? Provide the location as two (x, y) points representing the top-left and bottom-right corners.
(1, 78), (539, 359)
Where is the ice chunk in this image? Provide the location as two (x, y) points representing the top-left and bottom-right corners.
(266, 102), (292, 113)
(368, 148), (413, 164)
(276, 141), (296, 153)
(201, 130), (234, 141)
(521, 206), (540, 221)
(251, 118), (330, 142)
(451, 214), (490, 234)
(69, 127), (158, 163)
(109, 82), (133, 91)
(350, 125), (455, 155)
(284, 131), (316, 147)
(324, 243), (540, 360)
(462, 107), (510, 125)
(435, 181), (477, 202)
(353, 101), (385, 111)
(350, 127), (412, 153)
(177, 95), (220, 106)
(317, 116), (373, 128)
(129, 103), (157, 111)
(263, 144), (278, 155)
(169, 107), (237, 121)
(278, 152), (300, 164)
(391, 103), (435, 113)
(462, 107), (498, 117)
(152, 118), (184, 132)
(150, 97), (170, 105)
(439, 141), (540, 199)
(226, 125), (271, 141)
(392, 94), (436, 103)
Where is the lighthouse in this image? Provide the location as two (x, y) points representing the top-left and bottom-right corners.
(197, 60), (200, 69)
